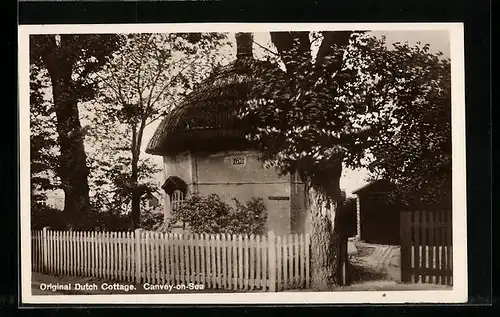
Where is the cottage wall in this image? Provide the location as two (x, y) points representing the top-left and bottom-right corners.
(290, 173), (309, 234)
(195, 150), (292, 236)
(163, 152), (191, 186)
(163, 150), (301, 236)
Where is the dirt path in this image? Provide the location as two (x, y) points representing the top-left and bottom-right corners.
(346, 241), (452, 291)
(349, 241), (401, 283)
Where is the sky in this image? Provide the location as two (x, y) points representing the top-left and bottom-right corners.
(139, 30), (450, 197)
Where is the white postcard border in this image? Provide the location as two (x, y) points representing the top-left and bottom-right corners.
(19, 22), (467, 305)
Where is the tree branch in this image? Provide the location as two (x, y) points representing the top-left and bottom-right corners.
(145, 97), (181, 127)
(144, 50), (168, 118)
(146, 58), (199, 112)
(315, 31), (353, 68)
(270, 31), (312, 74)
(252, 40), (280, 57)
(94, 71), (126, 105)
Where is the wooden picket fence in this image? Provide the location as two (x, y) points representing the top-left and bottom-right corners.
(400, 210), (453, 285)
(32, 228), (311, 291)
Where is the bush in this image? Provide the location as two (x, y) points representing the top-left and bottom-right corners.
(92, 210), (130, 231)
(31, 202), (67, 230)
(165, 193), (267, 235)
(31, 200), (164, 232)
(140, 209), (164, 231)
(92, 208), (163, 231)
(229, 197), (267, 235)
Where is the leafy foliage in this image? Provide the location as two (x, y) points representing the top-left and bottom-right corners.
(85, 33), (230, 228)
(30, 64), (60, 201)
(237, 31), (451, 288)
(230, 197), (268, 235)
(140, 208), (165, 231)
(30, 34), (122, 229)
(350, 38), (452, 207)
(31, 202), (67, 230)
(241, 32), (451, 207)
(83, 116), (162, 213)
(91, 208), (163, 232)
(165, 194), (267, 235)
(30, 34), (125, 102)
(240, 31), (359, 201)
(93, 33), (230, 129)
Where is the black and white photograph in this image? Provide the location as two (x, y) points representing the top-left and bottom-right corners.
(19, 23), (467, 304)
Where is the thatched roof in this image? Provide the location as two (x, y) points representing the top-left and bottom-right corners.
(146, 57), (277, 156)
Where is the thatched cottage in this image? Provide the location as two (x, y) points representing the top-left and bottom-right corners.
(145, 33), (309, 236)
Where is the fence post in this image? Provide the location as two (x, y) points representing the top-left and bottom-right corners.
(268, 231), (276, 292)
(42, 227), (49, 274)
(135, 228), (143, 283)
(400, 211), (412, 283)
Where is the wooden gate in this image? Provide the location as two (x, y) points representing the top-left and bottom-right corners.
(400, 210), (453, 285)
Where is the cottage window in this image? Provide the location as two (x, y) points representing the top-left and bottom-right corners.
(170, 189), (185, 213)
(162, 176), (188, 230)
(170, 189), (187, 230)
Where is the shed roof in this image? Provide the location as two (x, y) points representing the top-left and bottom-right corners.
(352, 179), (395, 195)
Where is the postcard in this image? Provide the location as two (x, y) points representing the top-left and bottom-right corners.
(19, 22), (467, 304)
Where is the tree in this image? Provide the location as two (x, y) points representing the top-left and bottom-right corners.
(30, 64), (60, 204)
(355, 39), (452, 208)
(165, 194), (267, 235)
(89, 33), (229, 229)
(240, 31), (363, 289)
(240, 31), (450, 289)
(30, 34), (122, 229)
(83, 103), (162, 221)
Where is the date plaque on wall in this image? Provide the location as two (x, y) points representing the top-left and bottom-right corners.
(231, 157), (246, 165)
(268, 196), (290, 201)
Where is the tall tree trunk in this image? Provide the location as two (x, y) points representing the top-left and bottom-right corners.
(268, 31), (353, 289)
(130, 126), (141, 230)
(308, 160), (344, 290)
(45, 57), (91, 230)
(309, 189), (337, 290)
(131, 148), (141, 230)
(131, 186), (141, 230)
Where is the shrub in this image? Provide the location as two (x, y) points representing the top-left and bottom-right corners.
(92, 208), (163, 231)
(229, 197), (267, 235)
(92, 210), (130, 231)
(31, 202), (67, 230)
(165, 193), (267, 235)
(140, 209), (164, 231)
(31, 200), (163, 231)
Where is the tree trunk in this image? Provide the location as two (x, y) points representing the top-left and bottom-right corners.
(46, 58), (91, 230)
(309, 186), (343, 290)
(267, 31), (354, 289)
(308, 161), (345, 290)
(131, 187), (141, 230)
(130, 131), (141, 229)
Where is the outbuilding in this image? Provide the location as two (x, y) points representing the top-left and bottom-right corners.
(352, 180), (400, 245)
